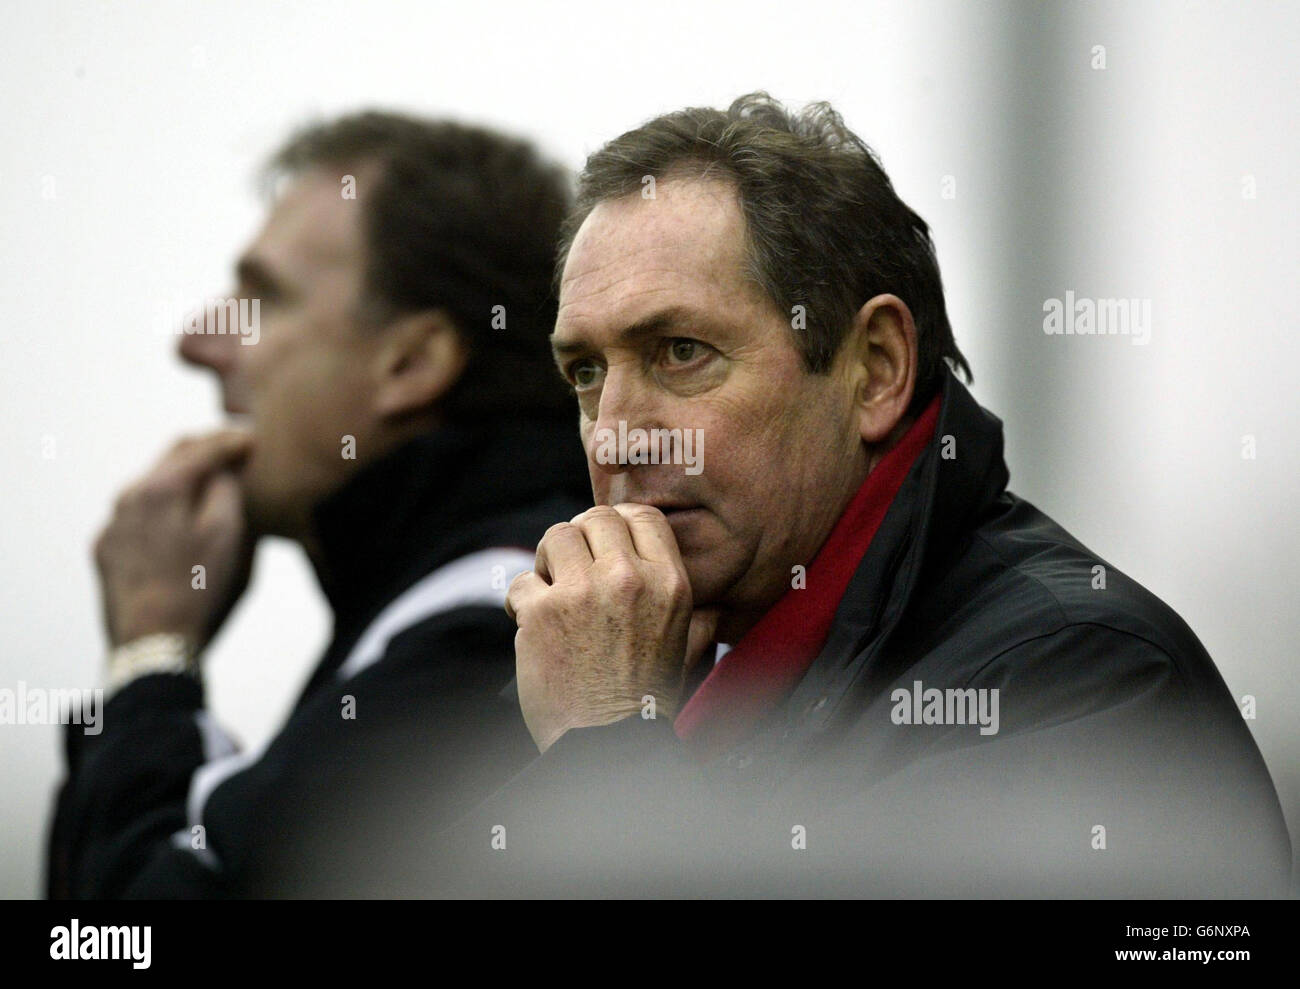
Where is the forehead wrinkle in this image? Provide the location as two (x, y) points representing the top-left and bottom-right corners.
(561, 270), (702, 319)
(561, 222), (745, 312)
(560, 232), (694, 291)
(566, 180), (744, 275)
(556, 178), (768, 351)
(557, 279), (711, 340)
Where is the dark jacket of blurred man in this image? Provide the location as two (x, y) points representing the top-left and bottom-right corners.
(429, 94), (1290, 897)
(47, 112), (590, 898)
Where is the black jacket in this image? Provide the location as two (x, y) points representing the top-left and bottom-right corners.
(425, 369), (1291, 897)
(47, 419), (590, 898)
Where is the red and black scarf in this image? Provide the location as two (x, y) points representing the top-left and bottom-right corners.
(674, 394), (941, 759)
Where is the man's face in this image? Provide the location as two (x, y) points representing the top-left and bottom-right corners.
(178, 167), (385, 537)
(553, 177), (870, 638)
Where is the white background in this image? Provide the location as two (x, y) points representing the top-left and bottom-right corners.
(2, 0), (1296, 897)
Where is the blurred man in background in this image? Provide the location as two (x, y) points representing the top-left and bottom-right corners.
(48, 111), (589, 897)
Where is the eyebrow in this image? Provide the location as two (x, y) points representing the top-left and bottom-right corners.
(550, 306), (712, 360)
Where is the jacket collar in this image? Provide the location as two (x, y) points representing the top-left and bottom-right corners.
(787, 366), (1010, 731)
(310, 418), (590, 631)
(674, 394), (941, 759)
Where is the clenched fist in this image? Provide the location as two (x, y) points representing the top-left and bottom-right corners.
(94, 429), (255, 652)
(506, 503), (719, 752)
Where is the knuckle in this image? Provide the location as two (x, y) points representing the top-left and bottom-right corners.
(582, 505), (621, 524)
(507, 572), (547, 619)
(506, 571), (531, 599)
(114, 481), (152, 514)
(661, 569), (690, 603)
(604, 558), (643, 599)
(621, 502), (665, 523)
(137, 478), (175, 504)
(541, 521), (573, 544)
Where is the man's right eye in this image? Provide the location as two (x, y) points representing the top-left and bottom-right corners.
(569, 360), (603, 390)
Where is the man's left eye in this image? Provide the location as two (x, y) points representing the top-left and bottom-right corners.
(665, 339), (703, 364)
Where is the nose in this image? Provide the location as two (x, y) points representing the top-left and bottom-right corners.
(176, 299), (240, 375)
(585, 364), (654, 477)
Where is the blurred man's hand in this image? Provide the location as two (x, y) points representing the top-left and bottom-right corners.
(507, 503), (719, 752)
(94, 429), (255, 653)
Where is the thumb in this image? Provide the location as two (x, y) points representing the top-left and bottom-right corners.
(195, 470), (246, 537)
(685, 608), (721, 673)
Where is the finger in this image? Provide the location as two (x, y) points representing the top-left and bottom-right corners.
(194, 470), (246, 535)
(504, 570), (545, 624)
(534, 522), (594, 583)
(156, 428), (253, 469)
(609, 503), (682, 565)
(152, 430), (254, 496)
(570, 506), (636, 559)
(685, 608), (721, 674)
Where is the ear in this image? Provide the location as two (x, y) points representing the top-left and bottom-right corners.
(845, 294), (918, 445)
(371, 310), (469, 421)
